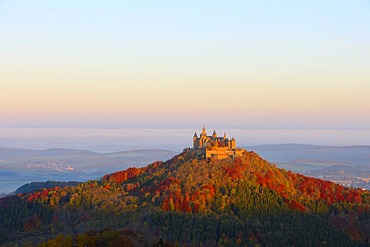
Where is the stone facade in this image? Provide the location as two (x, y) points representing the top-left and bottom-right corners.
(192, 126), (243, 159)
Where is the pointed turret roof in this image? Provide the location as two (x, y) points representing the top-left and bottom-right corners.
(201, 125), (207, 135)
(194, 132), (198, 137)
(212, 129), (217, 138)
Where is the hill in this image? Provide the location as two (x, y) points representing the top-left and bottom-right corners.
(0, 149), (369, 246)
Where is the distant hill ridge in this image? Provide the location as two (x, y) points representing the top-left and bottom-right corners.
(15, 181), (81, 194)
(0, 146), (176, 156)
(0, 148), (369, 246)
(247, 143), (370, 165)
(0, 147), (177, 168)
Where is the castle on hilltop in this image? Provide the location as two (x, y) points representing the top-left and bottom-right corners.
(192, 125), (243, 159)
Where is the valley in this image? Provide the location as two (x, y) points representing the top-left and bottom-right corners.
(0, 148), (176, 194)
(248, 144), (370, 190)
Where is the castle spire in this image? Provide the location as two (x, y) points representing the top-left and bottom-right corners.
(194, 131), (198, 138)
(201, 124), (206, 136)
(212, 129), (217, 138)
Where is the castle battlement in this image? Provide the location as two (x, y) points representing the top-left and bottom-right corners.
(192, 125), (243, 159)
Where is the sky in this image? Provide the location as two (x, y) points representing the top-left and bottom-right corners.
(1, 0), (370, 129)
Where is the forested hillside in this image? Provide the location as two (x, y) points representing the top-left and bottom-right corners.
(0, 149), (369, 246)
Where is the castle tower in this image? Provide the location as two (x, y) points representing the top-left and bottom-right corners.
(224, 132), (227, 139)
(193, 132), (199, 149)
(212, 129), (217, 138)
(201, 125), (207, 137)
(230, 137), (236, 149)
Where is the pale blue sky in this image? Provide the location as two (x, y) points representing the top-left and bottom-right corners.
(1, 1), (370, 129)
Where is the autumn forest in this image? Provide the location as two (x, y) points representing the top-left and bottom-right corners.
(0, 149), (369, 246)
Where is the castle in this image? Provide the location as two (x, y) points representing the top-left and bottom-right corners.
(192, 125), (243, 159)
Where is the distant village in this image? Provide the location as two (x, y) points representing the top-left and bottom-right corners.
(26, 162), (74, 172)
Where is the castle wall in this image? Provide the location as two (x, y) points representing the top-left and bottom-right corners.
(205, 148), (244, 159)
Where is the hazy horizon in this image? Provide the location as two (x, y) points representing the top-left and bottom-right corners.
(1, 127), (370, 153)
